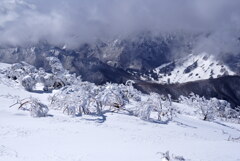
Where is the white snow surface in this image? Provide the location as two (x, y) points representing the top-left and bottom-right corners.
(0, 63), (240, 161)
(152, 53), (235, 84)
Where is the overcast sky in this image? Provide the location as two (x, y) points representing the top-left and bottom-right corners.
(0, 0), (240, 54)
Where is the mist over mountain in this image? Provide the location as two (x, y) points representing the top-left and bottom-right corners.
(0, 0), (240, 57)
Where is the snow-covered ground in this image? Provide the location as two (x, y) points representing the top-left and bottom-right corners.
(0, 63), (240, 161)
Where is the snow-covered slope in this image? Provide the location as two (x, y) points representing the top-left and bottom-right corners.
(0, 63), (240, 161)
(151, 53), (235, 84)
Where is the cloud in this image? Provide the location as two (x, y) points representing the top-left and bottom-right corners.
(0, 0), (240, 54)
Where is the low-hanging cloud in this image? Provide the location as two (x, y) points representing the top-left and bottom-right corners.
(0, 0), (240, 54)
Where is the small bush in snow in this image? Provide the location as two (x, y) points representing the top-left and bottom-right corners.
(21, 75), (37, 91)
(30, 98), (49, 117)
(159, 151), (188, 161)
(10, 97), (49, 117)
(135, 93), (174, 122)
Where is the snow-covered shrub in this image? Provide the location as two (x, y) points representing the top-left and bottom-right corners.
(6, 62), (37, 81)
(161, 94), (174, 121)
(179, 94), (240, 122)
(40, 74), (55, 91)
(5, 57), (79, 91)
(125, 80), (142, 102)
(197, 97), (215, 121)
(223, 106), (240, 123)
(30, 98), (49, 117)
(134, 93), (174, 121)
(5, 62), (41, 90)
(46, 57), (66, 76)
(10, 97), (49, 117)
(98, 83), (128, 110)
(49, 82), (102, 116)
(4, 57), (171, 122)
(44, 57), (79, 90)
(21, 75), (37, 91)
(48, 79), (174, 122)
(179, 94), (215, 120)
(63, 106), (77, 117)
(137, 98), (155, 120)
(159, 151), (188, 161)
(228, 136), (240, 142)
(134, 93), (159, 120)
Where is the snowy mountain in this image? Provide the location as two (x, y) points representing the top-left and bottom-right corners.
(0, 34), (238, 85)
(149, 53), (235, 84)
